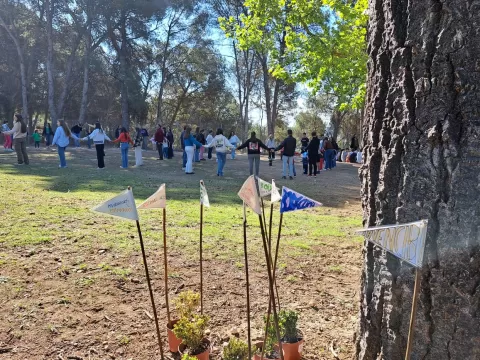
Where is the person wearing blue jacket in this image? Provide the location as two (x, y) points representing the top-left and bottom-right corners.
(183, 126), (203, 174)
(52, 120), (79, 168)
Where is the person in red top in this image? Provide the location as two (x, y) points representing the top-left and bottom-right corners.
(113, 127), (134, 168)
(154, 124), (165, 160)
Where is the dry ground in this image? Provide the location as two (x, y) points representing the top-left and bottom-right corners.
(0, 145), (363, 360)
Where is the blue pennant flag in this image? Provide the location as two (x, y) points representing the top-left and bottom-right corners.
(280, 187), (322, 214)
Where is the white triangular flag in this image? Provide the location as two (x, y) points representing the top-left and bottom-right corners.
(258, 177), (273, 198)
(238, 175), (261, 215)
(138, 184), (166, 209)
(271, 179), (281, 203)
(92, 188), (139, 221)
(200, 180), (210, 207)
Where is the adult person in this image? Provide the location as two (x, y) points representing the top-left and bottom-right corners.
(194, 127), (202, 162)
(350, 134), (359, 151)
(2, 114), (29, 165)
(112, 127), (134, 169)
(305, 131), (320, 177)
(42, 122), (53, 148)
(133, 127), (144, 167)
(52, 119), (79, 168)
(203, 128), (234, 176)
(81, 122), (111, 169)
(266, 134), (276, 166)
(2, 120), (13, 151)
(237, 132), (271, 176)
(154, 124), (165, 160)
(180, 126), (187, 169)
(301, 132), (309, 148)
(183, 126), (203, 174)
(228, 131), (240, 159)
(205, 130), (214, 160)
(274, 129), (297, 179)
(324, 137), (334, 170)
(141, 127), (149, 150)
(199, 129), (206, 160)
(332, 138), (339, 168)
(71, 123), (82, 147)
(166, 128), (174, 159)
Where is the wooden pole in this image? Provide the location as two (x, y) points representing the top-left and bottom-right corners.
(162, 208), (171, 324)
(405, 268), (421, 360)
(243, 202), (252, 360)
(200, 202), (204, 314)
(258, 215), (284, 360)
(135, 220), (165, 360)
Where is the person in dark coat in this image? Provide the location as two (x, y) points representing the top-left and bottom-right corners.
(305, 131), (320, 176)
(166, 128), (174, 159)
(154, 124), (165, 160)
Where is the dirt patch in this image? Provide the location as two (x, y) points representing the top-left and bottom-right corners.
(0, 147), (362, 359)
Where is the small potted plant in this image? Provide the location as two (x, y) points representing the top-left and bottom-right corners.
(168, 291), (200, 352)
(253, 314), (283, 360)
(173, 300), (210, 360)
(280, 310), (304, 360)
(223, 337), (249, 360)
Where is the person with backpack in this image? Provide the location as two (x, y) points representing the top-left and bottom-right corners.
(237, 132), (271, 176)
(52, 119), (79, 168)
(81, 122), (111, 169)
(2, 114), (29, 165)
(274, 129), (297, 179)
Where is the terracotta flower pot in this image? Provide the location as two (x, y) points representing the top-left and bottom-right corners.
(281, 339), (304, 360)
(166, 320), (182, 353)
(193, 348), (210, 360)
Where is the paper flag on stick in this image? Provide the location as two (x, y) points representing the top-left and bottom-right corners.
(280, 187), (322, 213)
(271, 180), (281, 203)
(238, 175), (262, 215)
(258, 177), (280, 198)
(200, 180), (210, 207)
(138, 184), (166, 209)
(92, 188), (139, 221)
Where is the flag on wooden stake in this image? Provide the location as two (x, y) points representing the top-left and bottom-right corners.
(92, 188), (139, 221)
(238, 175), (262, 215)
(200, 180), (210, 207)
(138, 184), (166, 209)
(280, 187), (322, 213)
(271, 180), (281, 203)
(258, 177), (280, 198)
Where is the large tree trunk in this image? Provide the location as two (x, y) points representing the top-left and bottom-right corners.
(45, 0), (58, 128)
(0, 13), (29, 123)
(260, 54), (274, 138)
(78, 50), (90, 124)
(357, 1), (480, 359)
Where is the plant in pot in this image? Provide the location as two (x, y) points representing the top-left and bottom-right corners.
(168, 291), (200, 352)
(173, 311), (210, 360)
(223, 337), (249, 360)
(254, 314), (285, 360)
(280, 310), (304, 360)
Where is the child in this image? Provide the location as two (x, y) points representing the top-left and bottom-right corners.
(302, 148), (308, 175)
(2, 121), (13, 151)
(32, 130), (41, 148)
(162, 138), (169, 159)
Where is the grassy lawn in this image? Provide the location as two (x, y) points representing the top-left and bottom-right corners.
(0, 146), (363, 359)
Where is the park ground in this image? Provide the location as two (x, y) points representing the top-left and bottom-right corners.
(0, 145), (363, 360)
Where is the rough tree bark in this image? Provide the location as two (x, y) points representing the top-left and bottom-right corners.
(0, 12), (29, 123)
(45, 0), (58, 128)
(357, 1), (480, 359)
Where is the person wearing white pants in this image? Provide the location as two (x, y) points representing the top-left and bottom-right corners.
(133, 128), (144, 167)
(183, 126), (203, 174)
